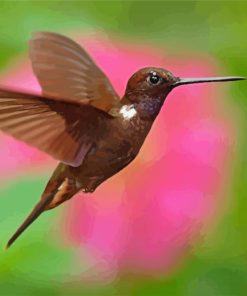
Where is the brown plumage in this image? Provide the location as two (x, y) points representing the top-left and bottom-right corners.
(0, 32), (244, 248)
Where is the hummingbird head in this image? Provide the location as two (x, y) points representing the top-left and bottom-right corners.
(125, 67), (177, 99)
(124, 67), (245, 119)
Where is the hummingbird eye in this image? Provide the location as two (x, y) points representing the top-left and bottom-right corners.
(147, 72), (163, 85)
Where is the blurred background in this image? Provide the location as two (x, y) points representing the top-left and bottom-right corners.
(0, 1), (247, 295)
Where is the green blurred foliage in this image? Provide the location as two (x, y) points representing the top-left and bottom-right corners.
(0, 1), (247, 295)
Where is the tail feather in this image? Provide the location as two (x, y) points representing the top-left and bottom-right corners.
(6, 187), (60, 249)
(6, 163), (80, 249)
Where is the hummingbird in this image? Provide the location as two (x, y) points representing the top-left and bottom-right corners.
(0, 32), (244, 248)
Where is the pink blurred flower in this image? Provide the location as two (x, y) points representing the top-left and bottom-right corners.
(0, 32), (235, 281)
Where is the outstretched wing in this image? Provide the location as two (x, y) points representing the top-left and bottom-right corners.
(29, 31), (120, 112)
(0, 89), (113, 167)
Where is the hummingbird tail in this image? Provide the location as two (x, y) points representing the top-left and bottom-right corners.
(6, 172), (80, 249)
(6, 187), (60, 249)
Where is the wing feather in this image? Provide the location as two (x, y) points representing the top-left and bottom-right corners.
(29, 31), (120, 112)
(0, 89), (113, 166)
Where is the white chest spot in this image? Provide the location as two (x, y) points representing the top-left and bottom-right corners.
(119, 105), (137, 120)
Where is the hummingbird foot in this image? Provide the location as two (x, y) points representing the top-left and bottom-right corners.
(81, 176), (105, 193)
(81, 188), (95, 193)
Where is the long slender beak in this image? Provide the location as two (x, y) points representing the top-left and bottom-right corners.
(173, 76), (245, 87)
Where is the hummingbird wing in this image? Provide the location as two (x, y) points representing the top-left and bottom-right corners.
(0, 89), (113, 167)
(29, 31), (120, 112)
